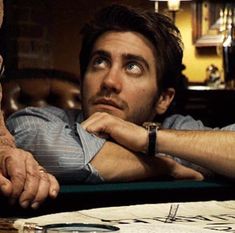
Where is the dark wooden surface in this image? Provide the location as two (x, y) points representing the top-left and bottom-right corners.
(173, 86), (235, 128)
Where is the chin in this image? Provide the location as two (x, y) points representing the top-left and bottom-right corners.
(97, 108), (121, 117)
(89, 106), (125, 119)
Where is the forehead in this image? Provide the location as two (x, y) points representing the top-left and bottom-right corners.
(93, 31), (156, 62)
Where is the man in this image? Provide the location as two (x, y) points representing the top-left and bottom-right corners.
(6, 4), (235, 183)
(0, 0), (60, 209)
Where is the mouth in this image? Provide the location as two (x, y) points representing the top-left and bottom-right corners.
(93, 98), (122, 110)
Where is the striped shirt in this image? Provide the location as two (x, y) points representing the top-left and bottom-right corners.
(6, 106), (105, 183)
(6, 106), (235, 182)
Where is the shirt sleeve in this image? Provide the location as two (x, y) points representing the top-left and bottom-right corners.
(6, 106), (106, 184)
(163, 114), (235, 131)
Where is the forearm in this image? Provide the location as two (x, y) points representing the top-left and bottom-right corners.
(83, 112), (235, 179)
(91, 141), (203, 182)
(158, 130), (235, 178)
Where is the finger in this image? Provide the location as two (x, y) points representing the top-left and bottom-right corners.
(81, 112), (106, 129)
(3, 149), (26, 201)
(170, 160), (204, 180)
(0, 172), (12, 197)
(85, 113), (147, 151)
(47, 173), (60, 199)
(30, 168), (50, 209)
(83, 113), (113, 133)
(17, 153), (40, 208)
(82, 113), (112, 138)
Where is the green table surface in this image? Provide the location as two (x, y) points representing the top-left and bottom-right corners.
(1, 180), (234, 218)
(60, 180), (234, 193)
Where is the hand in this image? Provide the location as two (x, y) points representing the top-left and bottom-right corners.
(82, 112), (148, 152)
(0, 147), (60, 209)
(83, 113), (204, 181)
(0, 113), (15, 148)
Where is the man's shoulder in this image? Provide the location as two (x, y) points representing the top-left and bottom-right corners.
(163, 114), (235, 130)
(162, 114), (207, 130)
(7, 106), (82, 123)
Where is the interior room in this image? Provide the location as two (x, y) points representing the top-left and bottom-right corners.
(0, 1), (235, 229)
(1, 0), (235, 128)
(0, 0), (225, 81)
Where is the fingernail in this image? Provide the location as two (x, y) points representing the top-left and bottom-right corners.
(31, 202), (39, 209)
(0, 184), (8, 193)
(51, 190), (58, 197)
(21, 200), (29, 208)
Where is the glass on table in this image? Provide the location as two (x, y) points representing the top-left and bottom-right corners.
(23, 223), (120, 233)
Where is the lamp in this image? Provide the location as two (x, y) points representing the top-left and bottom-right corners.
(167, 0), (180, 11)
(167, 0), (181, 23)
(150, 0), (184, 24)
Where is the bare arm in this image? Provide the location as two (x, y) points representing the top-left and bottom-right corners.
(82, 113), (204, 181)
(90, 141), (204, 182)
(158, 129), (235, 178)
(83, 112), (235, 179)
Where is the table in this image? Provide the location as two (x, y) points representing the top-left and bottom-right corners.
(1, 179), (234, 218)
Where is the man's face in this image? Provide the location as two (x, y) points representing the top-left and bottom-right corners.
(81, 31), (161, 125)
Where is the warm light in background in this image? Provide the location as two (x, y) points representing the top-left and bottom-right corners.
(149, 0), (181, 23)
(149, 0), (222, 82)
(167, 0), (181, 11)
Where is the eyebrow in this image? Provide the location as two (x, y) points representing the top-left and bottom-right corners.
(90, 50), (111, 59)
(123, 54), (150, 71)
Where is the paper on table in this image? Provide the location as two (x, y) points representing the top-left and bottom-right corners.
(14, 200), (235, 233)
(116, 223), (220, 233)
(78, 200), (235, 221)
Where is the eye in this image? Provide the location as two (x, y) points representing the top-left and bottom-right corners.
(126, 62), (143, 76)
(91, 56), (109, 70)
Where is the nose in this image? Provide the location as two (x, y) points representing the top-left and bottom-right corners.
(100, 65), (122, 94)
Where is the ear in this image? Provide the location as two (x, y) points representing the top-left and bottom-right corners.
(155, 88), (175, 115)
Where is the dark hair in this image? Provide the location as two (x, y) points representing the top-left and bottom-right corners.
(79, 4), (183, 92)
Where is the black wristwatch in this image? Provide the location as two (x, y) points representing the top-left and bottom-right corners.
(143, 122), (161, 156)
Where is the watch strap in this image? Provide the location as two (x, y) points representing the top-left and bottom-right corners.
(143, 122), (161, 156)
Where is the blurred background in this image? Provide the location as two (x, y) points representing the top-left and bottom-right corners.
(1, 0), (232, 83)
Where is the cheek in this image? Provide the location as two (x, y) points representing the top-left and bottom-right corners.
(126, 88), (154, 113)
(82, 76), (99, 96)
(129, 84), (157, 103)
(132, 84), (158, 111)
(140, 89), (155, 105)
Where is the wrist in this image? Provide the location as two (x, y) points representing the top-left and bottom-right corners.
(143, 122), (161, 156)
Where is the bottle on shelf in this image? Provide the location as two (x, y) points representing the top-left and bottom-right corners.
(222, 6), (235, 88)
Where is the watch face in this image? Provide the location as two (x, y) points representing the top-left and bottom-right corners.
(142, 122), (161, 131)
(44, 223), (120, 233)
